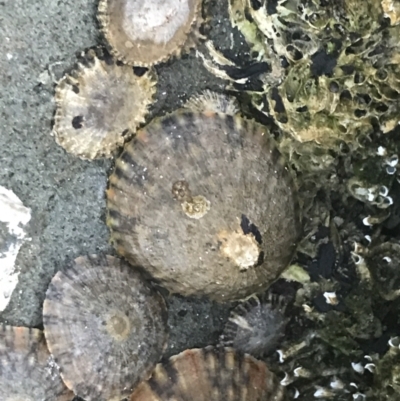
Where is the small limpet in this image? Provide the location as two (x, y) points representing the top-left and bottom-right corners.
(43, 254), (168, 401)
(52, 47), (156, 160)
(183, 89), (240, 115)
(220, 292), (289, 357)
(130, 346), (288, 401)
(98, 0), (205, 66)
(107, 109), (302, 301)
(0, 324), (73, 401)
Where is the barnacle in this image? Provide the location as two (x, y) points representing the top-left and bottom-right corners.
(107, 109), (302, 301)
(52, 47), (156, 160)
(220, 292), (289, 357)
(0, 324), (73, 401)
(43, 254), (168, 401)
(98, 0), (205, 66)
(130, 346), (288, 401)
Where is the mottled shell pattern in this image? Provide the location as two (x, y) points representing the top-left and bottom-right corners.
(107, 109), (302, 301)
(130, 346), (288, 401)
(98, 0), (205, 66)
(0, 324), (73, 401)
(52, 47), (156, 159)
(43, 254), (168, 401)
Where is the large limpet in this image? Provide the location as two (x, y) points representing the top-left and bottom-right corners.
(98, 0), (204, 66)
(0, 324), (73, 401)
(130, 346), (288, 401)
(107, 109), (302, 301)
(43, 254), (168, 401)
(52, 47), (156, 160)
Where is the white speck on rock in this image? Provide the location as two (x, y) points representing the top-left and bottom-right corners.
(0, 186), (31, 312)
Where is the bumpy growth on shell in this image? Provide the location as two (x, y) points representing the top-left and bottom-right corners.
(43, 254), (168, 401)
(0, 324), (73, 401)
(52, 47), (156, 159)
(220, 292), (289, 357)
(98, 0), (204, 66)
(107, 110), (302, 301)
(130, 346), (288, 401)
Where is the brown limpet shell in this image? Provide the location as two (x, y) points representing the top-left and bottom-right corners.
(98, 0), (204, 66)
(0, 324), (73, 401)
(107, 110), (302, 301)
(52, 47), (156, 159)
(43, 254), (168, 401)
(130, 346), (288, 401)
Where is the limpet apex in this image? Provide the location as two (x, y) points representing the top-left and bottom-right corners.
(107, 109), (302, 301)
(52, 47), (156, 160)
(43, 254), (168, 401)
(98, 0), (205, 66)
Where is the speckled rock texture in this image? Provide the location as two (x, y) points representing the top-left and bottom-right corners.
(0, 0), (237, 356)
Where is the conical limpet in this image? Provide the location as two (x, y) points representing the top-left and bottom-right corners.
(98, 0), (205, 66)
(130, 346), (288, 401)
(107, 110), (302, 301)
(43, 254), (168, 401)
(52, 47), (156, 160)
(220, 292), (289, 357)
(0, 324), (73, 401)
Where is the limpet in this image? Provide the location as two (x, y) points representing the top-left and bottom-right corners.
(220, 292), (289, 357)
(0, 324), (73, 401)
(43, 254), (168, 401)
(52, 47), (156, 160)
(130, 346), (288, 401)
(107, 109), (302, 301)
(98, 0), (205, 66)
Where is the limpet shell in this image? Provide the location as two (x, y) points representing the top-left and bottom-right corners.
(0, 324), (73, 401)
(130, 346), (288, 401)
(52, 47), (156, 159)
(107, 110), (302, 301)
(220, 292), (289, 357)
(43, 254), (168, 401)
(98, 0), (204, 66)
(183, 90), (240, 115)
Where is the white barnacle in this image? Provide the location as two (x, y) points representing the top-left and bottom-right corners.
(377, 146), (387, 156)
(364, 363), (375, 373)
(323, 291), (338, 305)
(362, 217), (373, 226)
(351, 362), (364, 374)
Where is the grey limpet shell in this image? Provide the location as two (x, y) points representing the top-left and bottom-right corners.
(183, 90), (240, 115)
(98, 0), (204, 66)
(0, 324), (73, 401)
(130, 346), (288, 401)
(220, 292), (289, 357)
(43, 254), (168, 401)
(107, 110), (302, 301)
(52, 47), (156, 160)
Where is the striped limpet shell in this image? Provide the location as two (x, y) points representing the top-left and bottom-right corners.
(43, 254), (168, 401)
(107, 110), (302, 301)
(220, 292), (289, 357)
(130, 346), (288, 401)
(52, 47), (156, 160)
(98, 0), (205, 66)
(0, 324), (73, 401)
